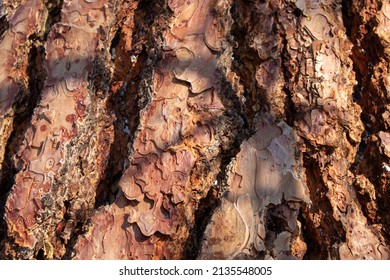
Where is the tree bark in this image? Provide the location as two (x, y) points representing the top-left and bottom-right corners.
(0, 0), (389, 260)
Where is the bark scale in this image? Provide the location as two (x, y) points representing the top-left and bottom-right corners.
(0, 0), (389, 260)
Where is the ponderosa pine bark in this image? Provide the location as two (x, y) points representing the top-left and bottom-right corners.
(0, 0), (389, 260)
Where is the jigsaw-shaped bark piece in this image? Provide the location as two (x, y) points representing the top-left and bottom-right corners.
(0, 0), (46, 115)
(278, 0), (390, 259)
(4, 0), (116, 258)
(199, 117), (309, 259)
(73, 0), (234, 259)
(0, 0), (46, 183)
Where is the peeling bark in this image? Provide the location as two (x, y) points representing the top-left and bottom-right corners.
(0, 0), (389, 260)
(199, 117), (310, 259)
(0, 0), (47, 186)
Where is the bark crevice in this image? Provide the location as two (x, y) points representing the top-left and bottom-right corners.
(1, 0), (389, 260)
(0, 32), (47, 260)
(94, 0), (156, 209)
(43, 0), (64, 40)
(342, 0), (390, 245)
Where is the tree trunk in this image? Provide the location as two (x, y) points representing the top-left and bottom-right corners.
(0, 0), (389, 260)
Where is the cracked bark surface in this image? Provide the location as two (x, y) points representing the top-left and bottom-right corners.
(0, 0), (389, 260)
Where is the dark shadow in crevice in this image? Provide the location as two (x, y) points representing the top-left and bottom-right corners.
(230, 0), (268, 129)
(300, 155), (346, 259)
(341, 0), (352, 39)
(62, 1), (159, 257)
(0, 14), (9, 38)
(0, 1), (64, 259)
(182, 181), (219, 259)
(183, 65), (251, 259)
(280, 35), (298, 128)
(342, 0), (390, 243)
(0, 43), (46, 258)
(43, 0), (64, 40)
(93, 0), (159, 210)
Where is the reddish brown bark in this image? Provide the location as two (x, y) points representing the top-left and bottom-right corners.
(0, 0), (389, 259)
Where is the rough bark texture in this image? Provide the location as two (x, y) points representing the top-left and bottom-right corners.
(0, 0), (389, 260)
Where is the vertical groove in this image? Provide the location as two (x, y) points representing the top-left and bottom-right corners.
(342, 0), (390, 246)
